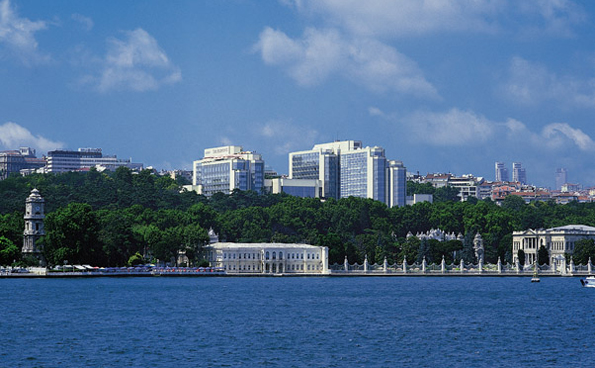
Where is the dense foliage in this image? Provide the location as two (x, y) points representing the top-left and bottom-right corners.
(2, 169), (595, 266)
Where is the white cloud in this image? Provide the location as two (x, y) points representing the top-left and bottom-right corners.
(257, 120), (319, 155)
(394, 107), (595, 152)
(71, 13), (93, 31)
(83, 28), (181, 92)
(0, 0), (49, 64)
(216, 119), (319, 158)
(403, 108), (494, 146)
(282, 0), (584, 38)
(542, 122), (595, 151)
(502, 56), (595, 108)
(0, 122), (64, 152)
(254, 27), (438, 98)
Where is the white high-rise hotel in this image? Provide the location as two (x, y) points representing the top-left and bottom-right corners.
(289, 140), (406, 207)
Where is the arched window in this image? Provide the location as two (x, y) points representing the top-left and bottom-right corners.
(272, 252), (276, 260)
(279, 252), (283, 260)
(266, 251), (270, 260)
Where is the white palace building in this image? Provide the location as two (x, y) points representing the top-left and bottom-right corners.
(203, 231), (329, 275)
(512, 224), (595, 265)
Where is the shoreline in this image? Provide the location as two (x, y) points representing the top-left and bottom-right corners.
(1, 271), (590, 278)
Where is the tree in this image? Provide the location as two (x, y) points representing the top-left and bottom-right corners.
(517, 249), (526, 266)
(572, 239), (595, 265)
(501, 195), (526, 212)
(0, 236), (20, 266)
(537, 245), (549, 265)
(43, 203), (101, 266)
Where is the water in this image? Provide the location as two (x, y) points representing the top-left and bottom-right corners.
(1, 276), (594, 367)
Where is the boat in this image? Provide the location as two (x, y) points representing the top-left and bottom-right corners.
(580, 276), (595, 287)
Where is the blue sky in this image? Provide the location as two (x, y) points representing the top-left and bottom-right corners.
(2, 0), (595, 188)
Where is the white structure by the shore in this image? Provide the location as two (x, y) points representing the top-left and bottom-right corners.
(204, 239), (329, 275)
(512, 225), (595, 265)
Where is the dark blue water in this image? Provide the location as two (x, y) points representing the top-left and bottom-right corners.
(1, 276), (593, 367)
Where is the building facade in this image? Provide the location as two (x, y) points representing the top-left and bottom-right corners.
(0, 147), (45, 180)
(512, 162), (527, 185)
(289, 140), (406, 207)
(387, 160), (407, 207)
(555, 168), (567, 191)
(289, 145), (339, 199)
(44, 148), (143, 173)
(265, 177), (322, 198)
(204, 242), (329, 274)
(495, 162), (509, 182)
(193, 146), (264, 197)
(22, 188), (46, 266)
(512, 225), (595, 265)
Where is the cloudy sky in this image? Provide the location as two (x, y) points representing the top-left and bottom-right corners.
(1, 0), (595, 188)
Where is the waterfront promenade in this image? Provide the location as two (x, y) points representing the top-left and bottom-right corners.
(1, 258), (593, 277)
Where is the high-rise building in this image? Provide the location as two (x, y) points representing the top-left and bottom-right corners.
(555, 168), (567, 191)
(512, 162), (527, 184)
(387, 160), (407, 207)
(289, 140), (406, 207)
(495, 162), (509, 182)
(44, 148), (143, 173)
(289, 145), (339, 199)
(193, 146), (264, 197)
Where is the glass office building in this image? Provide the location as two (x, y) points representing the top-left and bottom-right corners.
(193, 146), (264, 197)
(289, 140), (406, 207)
(290, 149), (339, 199)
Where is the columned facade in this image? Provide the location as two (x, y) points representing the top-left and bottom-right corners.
(512, 225), (595, 265)
(204, 242), (329, 274)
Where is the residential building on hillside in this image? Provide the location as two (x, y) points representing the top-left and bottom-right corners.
(0, 147), (45, 180)
(561, 183), (580, 193)
(423, 173), (451, 188)
(448, 175), (484, 202)
(192, 145), (264, 197)
(43, 148), (142, 173)
(512, 225), (595, 265)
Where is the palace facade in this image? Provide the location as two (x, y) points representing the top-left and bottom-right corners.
(512, 225), (595, 265)
(203, 242), (329, 275)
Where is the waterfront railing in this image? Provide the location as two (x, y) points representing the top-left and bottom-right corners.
(330, 256), (594, 276)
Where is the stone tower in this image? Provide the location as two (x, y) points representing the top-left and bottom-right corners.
(473, 233), (484, 263)
(22, 188), (46, 266)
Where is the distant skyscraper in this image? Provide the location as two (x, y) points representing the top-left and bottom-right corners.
(555, 168), (567, 191)
(512, 162), (527, 184)
(387, 160), (407, 208)
(495, 162), (509, 182)
(193, 146), (264, 197)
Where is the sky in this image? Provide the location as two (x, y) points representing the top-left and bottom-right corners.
(1, 0), (595, 189)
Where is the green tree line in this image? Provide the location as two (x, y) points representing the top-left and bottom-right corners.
(2, 168), (595, 266)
